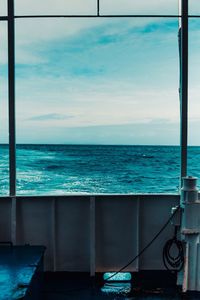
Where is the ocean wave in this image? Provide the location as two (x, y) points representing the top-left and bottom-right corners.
(45, 165), (66, 171)
(0, 145), (196, 195)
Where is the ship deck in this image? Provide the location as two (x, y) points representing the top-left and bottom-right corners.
(1, 193), (199, 298)
(42, 271), (199, 300)
(0, 245), (45, 300)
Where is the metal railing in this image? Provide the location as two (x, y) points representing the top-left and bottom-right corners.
(0, 194), (179, 272)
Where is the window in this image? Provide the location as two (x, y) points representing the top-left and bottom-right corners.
(15, 17), (180, 195)
(3, 1), (192, 196)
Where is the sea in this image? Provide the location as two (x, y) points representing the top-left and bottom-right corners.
(0, 144), (199, 196)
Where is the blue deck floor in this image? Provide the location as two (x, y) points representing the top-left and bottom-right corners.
(0, 245), (45, 300)
(0, 247), (199, 299)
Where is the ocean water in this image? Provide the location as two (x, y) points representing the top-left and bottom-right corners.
(0, 144), (199, 196)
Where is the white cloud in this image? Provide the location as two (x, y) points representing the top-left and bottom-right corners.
(14, 17), (159, 64)
(15, 73), (179, 129)
(14, 18), (104, 64)
(0, 14), (178, 66)
(2, 2), (199, 145)
(16, 120), (180, 145)
(13, 17), (179, 70)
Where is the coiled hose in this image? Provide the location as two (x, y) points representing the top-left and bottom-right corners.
(163, 226), (184, 272)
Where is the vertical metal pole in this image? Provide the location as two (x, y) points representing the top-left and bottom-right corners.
(8, 0), (16, 196)
(179, 0), (188, 183)
(11, 197), (17, 244)
(136, 197), (140, 271)
(52, 198), (57, 271)
(90, 196), (96, 277)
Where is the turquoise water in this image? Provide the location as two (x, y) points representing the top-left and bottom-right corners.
(0, 144), (199, 196)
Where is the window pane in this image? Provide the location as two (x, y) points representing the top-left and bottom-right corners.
(15, 0), (97, 15)
(0, 23), (9, 195)
(100, 0), (178, 15)
(0, 1), (7, 16)
(16, 18), (179, 195)
(189, 0), (200, 15)
(188, 19), (200, 177)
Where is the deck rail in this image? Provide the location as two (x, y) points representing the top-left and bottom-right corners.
(0, 194), (179, 272)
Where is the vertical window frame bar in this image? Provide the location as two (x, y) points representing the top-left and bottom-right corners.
(97, 0), (100, 16)
(8, 0), (16, 196)
(179, 0), (188, 183)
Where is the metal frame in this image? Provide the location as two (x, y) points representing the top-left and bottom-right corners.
(7, 0), (16, 196)
(1, 15), (182, 19)
(179, 0), (188, 181)
(1, 0), (190, 196)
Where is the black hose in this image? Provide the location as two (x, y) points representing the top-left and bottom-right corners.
(105, 206), (181, 281)
(163, 226), (184, 272)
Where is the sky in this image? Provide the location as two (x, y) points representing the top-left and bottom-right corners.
(1, 1), (200, 145)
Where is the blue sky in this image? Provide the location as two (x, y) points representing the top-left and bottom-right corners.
(0, 1), (200, 145)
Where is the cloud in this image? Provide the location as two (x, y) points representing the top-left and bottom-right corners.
(16, 120), (180, 145)
(27, 113), (74, 121)
(2, 6), (198, 145)
(11, 16), (180, 146)
(15, 71), (179, 128)
(0, 16), (179, 67)
(13, 16), (179, 67)
(14, 18), (179, 94)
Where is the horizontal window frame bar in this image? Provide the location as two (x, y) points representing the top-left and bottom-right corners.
(1, 15), (200, 20)
(188, 15), (200, 18)
(1, 14), (182, 20)
(0, 16), (8, 21)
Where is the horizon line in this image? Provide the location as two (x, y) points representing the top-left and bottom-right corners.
(0, 143), (199, 147)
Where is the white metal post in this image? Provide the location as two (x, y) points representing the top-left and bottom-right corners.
(180, 177), (200, 292)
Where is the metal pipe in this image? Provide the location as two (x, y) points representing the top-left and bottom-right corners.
(179, 0), (188, 183)
(8, 0), (16, 196)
